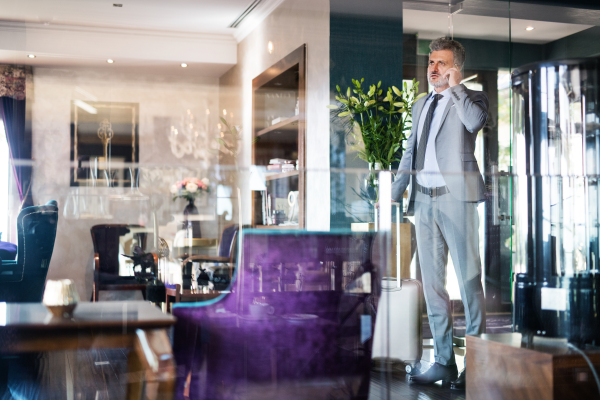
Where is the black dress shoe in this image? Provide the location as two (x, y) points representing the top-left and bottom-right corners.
(451, 369), (466, 390)
(410, 362), (458, 385)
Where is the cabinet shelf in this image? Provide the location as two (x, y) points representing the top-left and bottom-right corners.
(252, 44), (306, 229)
(256, 115), (299, 138)
(265, 170), (299, 180)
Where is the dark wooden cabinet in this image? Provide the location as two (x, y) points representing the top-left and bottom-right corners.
(252, 44), (306, 229)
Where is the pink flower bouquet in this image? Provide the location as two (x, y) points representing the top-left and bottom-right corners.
(170, 177), (210, 202)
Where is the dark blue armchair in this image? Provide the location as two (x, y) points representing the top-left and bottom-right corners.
(0, 200), (58, 302)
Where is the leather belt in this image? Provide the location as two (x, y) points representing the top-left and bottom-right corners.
(415, 182), (449, 197)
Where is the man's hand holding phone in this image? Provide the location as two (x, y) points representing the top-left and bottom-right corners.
(444, 66), (462, 87)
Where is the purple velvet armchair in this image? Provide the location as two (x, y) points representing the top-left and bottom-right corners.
(172, 229), (379, 400)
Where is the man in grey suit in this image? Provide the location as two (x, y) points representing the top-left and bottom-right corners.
(391, 37), (488, 389)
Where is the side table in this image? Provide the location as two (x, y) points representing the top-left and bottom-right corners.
(467, 333), (600, 400)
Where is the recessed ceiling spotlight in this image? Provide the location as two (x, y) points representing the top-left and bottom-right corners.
(181, 63), (188, 68)
(526, 26), (535, 31)
(107, 59), (114, 64)
(113, 4), (123, 7)
(27, 54), (36, 58)
(268, 41), (274, 54)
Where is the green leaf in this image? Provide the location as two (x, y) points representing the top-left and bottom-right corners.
(415, 92), (427, 101)
(392, 86), (401, 96)
(347, 87), (351, 98)
(336, 85), (341, 92)
(220, 117), (228, 126)
(377, 81), (381, 88)
(393, 102), (404, 107)
(378, 89), (382, 95)
(398, 108), (406, 113)
(338, 111), (352, 117)
(326, 105), (339, 109)
(366, 99), (376, 106)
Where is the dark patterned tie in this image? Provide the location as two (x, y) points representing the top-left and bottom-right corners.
(414, 93), (443, 172)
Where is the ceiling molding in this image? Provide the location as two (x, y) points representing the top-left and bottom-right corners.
(0, 21), (237, 43)
(0, 20), (237, 73)
(232, 0), (286, 42)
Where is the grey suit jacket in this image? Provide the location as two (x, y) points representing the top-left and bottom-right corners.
(391, 84), (489, 215)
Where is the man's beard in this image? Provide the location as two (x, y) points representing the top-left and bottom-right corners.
(428, 73), (449, 88)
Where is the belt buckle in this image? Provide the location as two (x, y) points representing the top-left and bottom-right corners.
(429, 187), (436, 197)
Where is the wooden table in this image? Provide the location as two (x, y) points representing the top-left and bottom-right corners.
(0, 301), (176, 400)
(467, 333), (600, 400)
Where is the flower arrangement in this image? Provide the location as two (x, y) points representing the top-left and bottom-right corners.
(328, 78), (426, 169)
(170, 177), (210, 202)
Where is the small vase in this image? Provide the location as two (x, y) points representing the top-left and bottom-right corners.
(181, 199), (202, 239)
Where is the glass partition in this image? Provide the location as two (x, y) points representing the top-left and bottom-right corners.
(4, 0), (600, 398)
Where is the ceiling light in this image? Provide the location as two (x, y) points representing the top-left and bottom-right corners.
(526, 26), (535, 31)
(268, 41), (274, 54)
(107, 59), (114, 64)
(181, 63), (188, 68)
(113, 4), (123, 7)
(27, 54), (35, 58)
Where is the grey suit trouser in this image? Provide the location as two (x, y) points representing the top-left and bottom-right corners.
(414, 190), (486, 366)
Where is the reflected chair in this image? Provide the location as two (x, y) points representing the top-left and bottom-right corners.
(0, 200), (58, 302)
(91, 224), (157, 302)
(165, 224), (238, 311)
(171, 230), (378, 399)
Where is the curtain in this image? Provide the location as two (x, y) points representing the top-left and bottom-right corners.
(0, 66), (32, 208)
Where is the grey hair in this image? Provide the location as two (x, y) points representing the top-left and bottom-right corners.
(429, 37), (466, 69)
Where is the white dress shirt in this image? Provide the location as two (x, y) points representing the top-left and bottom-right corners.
(415, 87), (451, 188)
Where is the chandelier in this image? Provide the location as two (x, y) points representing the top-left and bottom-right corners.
(169, 109), (209, 159)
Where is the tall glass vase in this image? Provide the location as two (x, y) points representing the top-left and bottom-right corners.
(365, 162), (385, 204)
